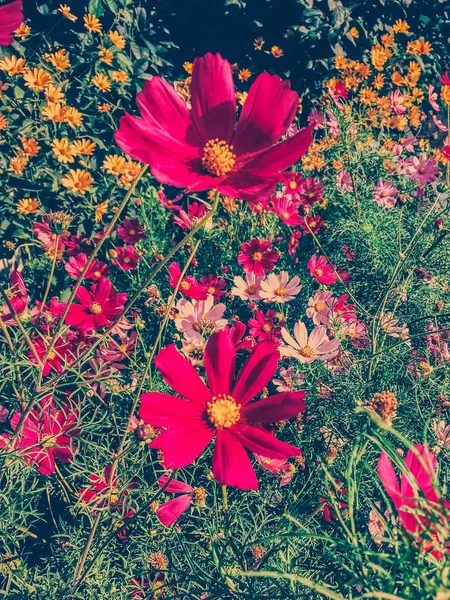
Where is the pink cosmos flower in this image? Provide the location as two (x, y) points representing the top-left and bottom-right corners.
(439, 72), (450, 86)
(238, 239), (278, 276)
(29, 336), (74, 376)
(97, 331), (137, 362)
(336, 170), (353, 191)
(231, 273), (263, 301)
(407, 155), (439, 185)
(432, 114), (448, 132)
(367, 502), (390, 547)
(288, 230), (302, 255)
(272, 366), (304, 392)
(0, 397), (79, 476)
(65, 253), (109, 281)
(306, 291), (334, 325)
(389, 89), (406, 115)
(113, 245), (139, 271)
(280, 321), (340, 363)
(259, 271), (301, 303)
(297, 177), (323, 207)
(65, 235), (92, 256)
(174, 296), (227, 341)
(157, 190), (183, 211)
(156, 475), (207, 526)
(255, 454), (295, 486)
(373, 179), (398, 209)
(115, 53), (313, 203)
(79, 464), (139, 510)
(378, 444), (450, 559)
(65, 278), (127, 333)
(280, 172), (304, 202)
(307, 255), (337, 285)
(139, 329), (306, 489)
(248, 309), (283, 341)
(168, 262), (208, 300)
(117, 218), (146, 243)
(300, 213), (325, 234)
(0, 0), (23, 46)
(1, 271), (28, 324)
(199, 274), (226, 301)
(33, 218), (68, 255)
(428, 85), (440, 111)
(271, 195), (302, 226)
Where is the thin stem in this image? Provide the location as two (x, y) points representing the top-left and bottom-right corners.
(73, 511), (102, 583)
(0, 318), (26, 410)
(222, 485), (229, 513)
(37, 234), (59, 324)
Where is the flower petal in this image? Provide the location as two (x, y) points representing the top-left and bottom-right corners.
(243, 391), (306, 424)
(139, 392), (201, 426)
(158, 475), (193, 494)
(377, 451), (401, 503)
(157, 495), (192, 527)
(401, 444), (438, 503)
(150, 424), (214, 468)
(233, 72), (299, 155)
(232, 341), (279, 405)
(204, 330), (236, 396)
(234, 424), (300, 459)
(212, 430), (258, 489)
(154, 345), (211, 405)
(190, 52), (236, 143)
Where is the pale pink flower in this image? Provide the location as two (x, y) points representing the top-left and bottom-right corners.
(389, 89), (406, 115)
(259, 271), (301, 303)
(280, 321), (340, 364)
(373, 179), (398, 209)
(434, 420), (450, 447)
(368, 502), (389, 546)
(432, 114), (448, 132)
(175, 296), (227, 341)
(336, 170), (352, 192)
(306, 291), (334, 325)
(231, 273), (263, 301)
(428, 85), (440, 111)
(380, 312), (410, 346)
(255, 454), (295, 487)
(407, 154), (439, 185)
(272, 366), (304, 392)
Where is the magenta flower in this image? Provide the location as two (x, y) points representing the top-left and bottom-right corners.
(168, 262), (208, 300)
(336, 170), (353, 192)
(272, 195), (302, 226)
(113, 245), (139, 271)
(248, 309), (283, 341)
(139, 329), (306, 489)
(389, 89), (406, 115)
(1, 271), (28, 324)
(156, 475), (207, 526)
(117, 218), (146, 243)
(407, 155), (439, 185)
(0, 0), (23, 46)
(298, 177), (323, 207)
(307, 255), (337, 285)
(29, 336), (74, 376)
(115, 53), (313, 203)
(238, 239), (279, 276)
(373, 179), (398, 209)
(65, 252), (109, 280)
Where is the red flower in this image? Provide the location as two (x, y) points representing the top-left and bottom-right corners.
(248, 309), (283, 341)
(1, 270), (28, 324)
(307, 254), (337, 285)
(65, 252), (109, 280)
(65, 278), (127, 333)
(238, 239), (279, 276)
(378, 444), (450, 559)
(442, 145), (450, 160)
(139, 329), (306, 489)
(80, 464), (139, 511)
(115, 53), (313, 203)
(29, 336), (74, 376)
(298, 177), (323, 207)
(300, 213), (325, 234)
(272, 195), (302, 226)
(117, 218), (146, 243)
(0, 397), (79, 476)
(168, 262), (208, 300)
(199, 273), (227, 301)
(156, 475), (207, 526)
(113, 245), (139, 271)
(0, 0), (23, 46)
(439, 72), (450, 86)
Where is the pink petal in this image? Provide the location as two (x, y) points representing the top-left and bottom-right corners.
(204, 330), (236, 396)
(190, 52), (236, 143)
(0, 0), (23, 46)
(139, 392), (201, 426)
(243, 391), (306, 424)
(234, 424), (300, 459)
(158, 475), (193, 494)
(377, 451), (401, 503)
(401, 444), (438, 503)
(154, 345), (211, 405)
(232, 340), (279, 405)
(218, 171), (280, 203)
(233, 72), (299, 155)
(157, 495), (192, 527)
(212, 430), (258, 489)
(150, 424), (214, 468)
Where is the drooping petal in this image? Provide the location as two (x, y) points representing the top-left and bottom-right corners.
(401, 444), (438, 503)
(190, 52), (236, 143)
(158, 475), (193, 494)
(204, 329), (236, 396)
(377, 451), (401, 503)
(232, 341), (279, 405)
(212, 429), (258, 489)
(139, 393), (201, 427)
(218, 170), (280, 203)
(234, 424), (300, 459)
(157, 495), (193, 527)
(233, 72), (299, 155)
(154, 345), (211, 405)
(243, 391), (306, 424)
(150, 424), (214, 468)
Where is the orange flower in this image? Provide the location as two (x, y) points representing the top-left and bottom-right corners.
(183, 62), (193, 74)
(97, 103), (111, 113)
(43, 49), (71, 72)
(112, 70), (128, 83)
(407, 39), (433, 55)
(238, 68), (252, 82)
(334, 56), (348, 71)
(94, 200), (109, 222)
(42, 103), (66, 122)
(92, 73), (111, 92)
(17, 198), (40, 214)
(98, 48), (114, 65)
(108, 30), (126, 49)
(84, 14), (102, 33)
(373, 74), (385, 90)
(9, 154), (28, 175)
(15, 23), (31, 40)
(45, 85), (65, 104)
(21, 137), (40, 156)
(391, 71), (403, 86)
(271, 46), (284, 58)
(349, 27), (359, 38)
(72, 139), (96, 155)
(61, 169), (94, 194)
(441, 86), (450, 107)
(51, 138), (77, 163)
(392, 19), (409, 34)
(381, 33), (394, 47)
(64, 106), (83, 128)
(23, 68), (52, 90)
(0, 115), (8, 130)
(371, 45), (391, 71)
(359, 87), (378, 105)
(102, 155), (127, 175)
(0, 56), (26, 76)
(254, 37), (265, 50)
(58, 4), (77, 21)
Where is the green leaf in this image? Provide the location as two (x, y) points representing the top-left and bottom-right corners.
(88, 0), (105, 16)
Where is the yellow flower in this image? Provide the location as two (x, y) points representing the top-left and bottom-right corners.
(392, 19), (409, 34)
(119, 161), (141, 187)
(349, 27), (359, 38)
(9, 154), (28, 175)
(112, 70), (128, 83)
(237, 68), (252, 82)
(405, 61), (421, 86)
(23, 68), (52, 91)
(43, 49), (71, 72)
(391, 71), (403, 86)
(183, 61), (193, 74)
(0, 56), (26, 75)
(0, 115), (7, 130)
(92, 73), (111, 92)
(354, 63), (371, 78)
(42, 103), (66, 122)
(64, 106), (83, 128)
(235, 91), (248, 106)
(343, 76), (359, 90)
(58, 4), (77, 21)
(98, 48), (114, 65)
(381, 33), (394, 47)
(61, 169), (94, 194)
(373, 73), (385, 90)
(407, 39), (433, 55)
(72, 139), (96, 155)
(409, 106), (422, 127)
(371, 45), (391, 71)
(377, 96), (391, 113)
(17, 198), (40, 214)
(254, 37), (265, 50)
(359, 87), (378, 104)
(102, 155), (127, 175)
(51, 138), (77, 163)
(334, 56), (348, 71)
(271, 46), (284, 58)
(441, 86), (450, 107)
(108, 30), (126, 49)
(84, 14), (102, 33)
(15, 23), (31, 40)
(45, 85), (65, 104)
(21, 137), (40, 156)
(94, 200), (109, 223)
(97, 103), (111, 113)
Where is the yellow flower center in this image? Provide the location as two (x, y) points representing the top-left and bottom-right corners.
(90, 302), (102, 314)
(207, 286), (216, 294)
(299, 346), (314, 358)
(129, 229), (135, 235)
(180, 280), (190, 290)
(289, 181), (298, 190)
(40, 434), (56, 448)
(202, 139), (236, 177)
(207, 394), (241, 429)
(315, 301), (325, 311)
(275, 287), (286, 297)
(252, 251), (263, 261)
(262, 323), (272, 333)
(47, 350), (56, 360)
(246, 285), (257, 295)
(315, 268), (323, 277)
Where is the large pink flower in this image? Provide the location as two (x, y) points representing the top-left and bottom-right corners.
(0, 0), (23, 46)
(139, 329), (306, 489)
(115, 53), (313, 203)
